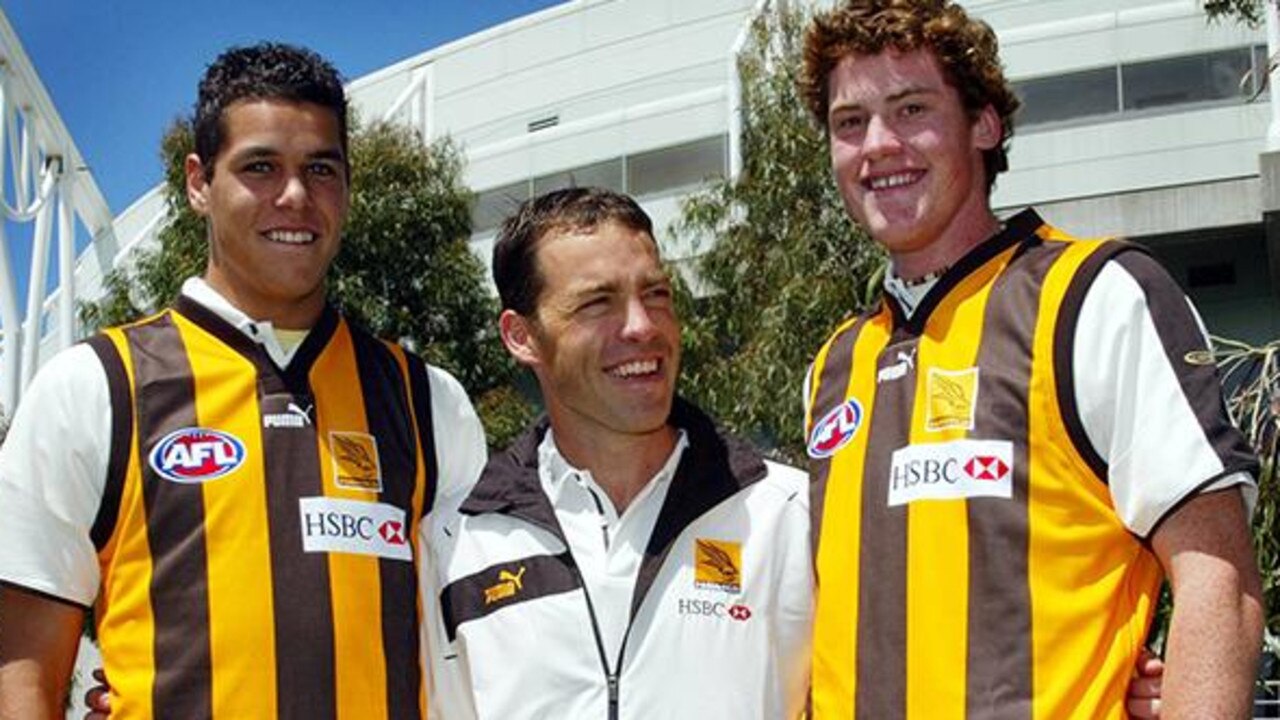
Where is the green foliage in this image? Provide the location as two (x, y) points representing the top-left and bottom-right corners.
(1202, 0), (1265, 26)
(78, 116), (531, 449)
(674, 4), (883, 463)
(78, 119), (205, 331)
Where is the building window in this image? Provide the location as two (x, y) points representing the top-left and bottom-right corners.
(1014, 67), (1119, 126)
(471, 181), (529, 233)
(1015, 45), (1266, 130)
(626, 135), (726, 198)
(533, 158), (625, 196)
(470, 135), (728, 234)
(1122, 47), (1252, 111)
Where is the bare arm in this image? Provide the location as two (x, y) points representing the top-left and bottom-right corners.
(1151, 488), (1264, 719)
(0, 585), (84, 720)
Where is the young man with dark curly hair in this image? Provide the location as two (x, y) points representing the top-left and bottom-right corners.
(799, 1), (1264, 717)
(0, 43), (486, 719)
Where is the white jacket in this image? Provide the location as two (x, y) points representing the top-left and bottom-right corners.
(424, 399), (812, 719)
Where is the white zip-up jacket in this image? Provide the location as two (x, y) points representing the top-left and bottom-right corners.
(424, 399), (812, 719)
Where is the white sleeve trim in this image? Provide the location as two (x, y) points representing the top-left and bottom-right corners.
(1072, 261), (1251, 537)
(0, 344), (111, 605)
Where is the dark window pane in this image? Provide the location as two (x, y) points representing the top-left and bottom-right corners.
(1252, 44), (1270, 99)
(626, 135), (726, 197)
(532, 158), (624, 195)
(1122, 48), (1251, 110)
(1014, 67), (1119, 126)
(471, 181), (529, 233)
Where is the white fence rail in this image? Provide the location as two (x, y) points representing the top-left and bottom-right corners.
(0, 9), (117, 418)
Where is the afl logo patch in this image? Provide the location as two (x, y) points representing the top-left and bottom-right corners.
(808, 399), (864, 459)
(149, 427), (246, 483)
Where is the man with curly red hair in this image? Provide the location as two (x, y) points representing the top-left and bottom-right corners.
(800, 1), (1263, 717)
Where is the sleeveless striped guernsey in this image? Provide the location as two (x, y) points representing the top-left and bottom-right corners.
(807, 209), (1224, 719)
(84, 296), (437, 720)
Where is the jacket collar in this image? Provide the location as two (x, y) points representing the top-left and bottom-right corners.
(459, 396), (769, 618)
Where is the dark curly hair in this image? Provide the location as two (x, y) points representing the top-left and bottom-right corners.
(493, 187), (655, 317)
(800, 0), (1020, 192)
(193, 42), (348, 180)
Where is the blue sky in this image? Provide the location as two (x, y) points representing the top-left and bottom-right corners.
(1, 0), (564, 309)
(6, 0), (566, 215)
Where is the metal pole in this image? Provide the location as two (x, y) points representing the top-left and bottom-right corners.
(0, 77), (17, 415)
(1268, 0), (1280, 150)
(0, 220), (19, 416)
(20, 190), (53, 390)
(57, 175), (74, 348)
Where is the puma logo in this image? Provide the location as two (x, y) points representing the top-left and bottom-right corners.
(483, 566), (527, 605)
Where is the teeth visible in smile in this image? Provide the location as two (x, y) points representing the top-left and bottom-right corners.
(266, 230), (316, 244)
(867, 172), (919, 190)
(610, 359), (658, 378)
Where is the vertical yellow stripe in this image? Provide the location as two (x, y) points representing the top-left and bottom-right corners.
(1026, 240), (1163, 720)
(903, 253), (1009, 720)
(312, 323), (389, 720)
(95, 329), (156, 720)
(174, 316), (279, 719)
(811, 311), (890, 718)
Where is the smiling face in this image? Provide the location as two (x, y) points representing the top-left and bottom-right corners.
(186, 98), (349, 328)
(827, 49), (1001, 278)
(500, 221), (680, 447)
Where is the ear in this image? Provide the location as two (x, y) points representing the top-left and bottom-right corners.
(971, 104), (1002, 152)
(185, 153), (211, 216)
(499, 309), (541, 367)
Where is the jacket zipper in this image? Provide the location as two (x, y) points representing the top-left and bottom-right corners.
(570, 563), (630, 720)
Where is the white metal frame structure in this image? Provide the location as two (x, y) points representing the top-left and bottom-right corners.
(0, 10), (116, 418)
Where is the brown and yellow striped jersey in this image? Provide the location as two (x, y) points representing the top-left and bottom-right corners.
(83, 296), (438, 719)
(806, 210), (1256, 719)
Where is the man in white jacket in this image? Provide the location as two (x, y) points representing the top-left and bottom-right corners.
(424, 187), (813, 719)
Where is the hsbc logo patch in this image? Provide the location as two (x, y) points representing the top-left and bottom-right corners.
(887, 439), (1014, 507)
(379, 520), (406, 545)
(964, 455), (1008, 481)
(677, 598), (753, 622)
(299, 497), (411, 561)
(807, 399), (864, 459)
(148, 427), (246, 484)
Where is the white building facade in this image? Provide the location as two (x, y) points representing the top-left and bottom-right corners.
(344, 0), (1280, 341)
(10, 0), (1280, 413)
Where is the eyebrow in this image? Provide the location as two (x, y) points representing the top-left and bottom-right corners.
(830, 84), (940, 113)
(566, 271), (669, 298)
(228, 146), (346, 163)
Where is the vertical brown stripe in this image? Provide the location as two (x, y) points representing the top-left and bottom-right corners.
(86, 334), (131, 550)
(127, 313), (213, 719)
(259, 384), (337, 719)
(257, 356), (337, 718)
(855, 331), (916, 719)
(405, 356), (438, 515)
(352, 332), (422, 720)
(965, 240), (1067, 719)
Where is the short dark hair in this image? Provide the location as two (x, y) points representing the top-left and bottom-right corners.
(193, 42), (348, 180)
(800, 0), (1020, 193)
(492, 187), (655, 316)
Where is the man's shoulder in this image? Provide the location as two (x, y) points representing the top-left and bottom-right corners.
(759, 459), (809, 506)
